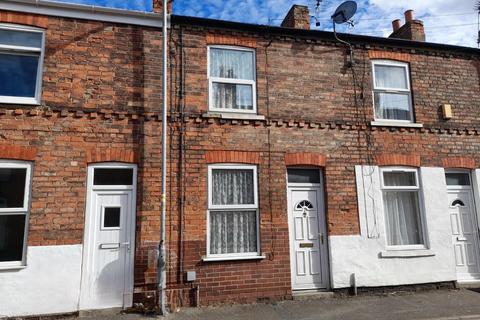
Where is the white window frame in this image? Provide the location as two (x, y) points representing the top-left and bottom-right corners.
(372, 60), (414, 124)
(445, 169), (472, 191)
(206, 164), (261, 259)
(0, 160), (33, 269)
(207, 45), (257, 114)
(380, 167), (427, 250)
(0, 23), (45, 105)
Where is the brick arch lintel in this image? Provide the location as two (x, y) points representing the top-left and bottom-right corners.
(0, 145), (37, 161)
(376, 154), (421, 167)
(368, 50), (411, 63)
(285, 152), (326, 167)
(206, 33), (257, 48)
(442, 157), (476, 169)
(86, 148), (139, 164)
(205, 151), (260, 164)
(0, 11), (48, 29)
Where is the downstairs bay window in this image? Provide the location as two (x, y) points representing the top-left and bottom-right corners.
(381, 168), (425, 248)
(0, 161), (32, 268)
(207, 164), (260, 259)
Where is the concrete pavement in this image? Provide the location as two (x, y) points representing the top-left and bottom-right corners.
(83, 288), (480, 320)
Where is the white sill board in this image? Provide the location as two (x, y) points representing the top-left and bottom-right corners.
(0, 265), (27, 271)
(380, 249), (435, 258)
(202, 112), (266, 121)
(202, 255), (266, 262)
(371, 121), (423, 128)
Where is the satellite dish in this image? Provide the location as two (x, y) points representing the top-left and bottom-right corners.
(331, 1), (357, 24)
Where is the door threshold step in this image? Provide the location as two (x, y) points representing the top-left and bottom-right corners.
(292, 290), (334, 300)
(79, 307), (123, 318)
(457, 280), (480, 288)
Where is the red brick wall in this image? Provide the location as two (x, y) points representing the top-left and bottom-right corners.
(1, 8), (479, 310)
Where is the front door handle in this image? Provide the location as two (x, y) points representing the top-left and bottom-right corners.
(457, 236), (468, 241)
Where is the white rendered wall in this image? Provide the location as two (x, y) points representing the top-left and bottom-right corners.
(329, 166), (457, 289)
(0, 245), (82, 317)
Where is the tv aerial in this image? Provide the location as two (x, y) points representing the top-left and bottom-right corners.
(312, 0), (324, 27)
(331, 1), (358, 66)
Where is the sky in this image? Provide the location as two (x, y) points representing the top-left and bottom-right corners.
(54, 0), (479, 48)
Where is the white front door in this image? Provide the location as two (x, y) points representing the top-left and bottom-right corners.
(446, 171), (480, 281)
(80, 164), (136, 310)
(287, 186), (329, 290)
(449, 189), (480, 280)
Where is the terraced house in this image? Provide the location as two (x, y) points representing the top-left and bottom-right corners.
(0, 0), (479, 317)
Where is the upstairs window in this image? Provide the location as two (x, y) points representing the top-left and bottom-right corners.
(0, 24), (45, 105)
(381, 168), (425, 248)
(208, 46), (256, 113)
(372, 60), (413, 122)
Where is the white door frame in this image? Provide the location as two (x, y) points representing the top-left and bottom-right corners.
(79, 162), (137, 310)
(446, 169), (480, 281)
(286, 169), (330, 291)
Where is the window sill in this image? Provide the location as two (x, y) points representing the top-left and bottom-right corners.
(0, 99), (41, 106)
(202, 255), (266, 262)
(0, 264), (27, 271)
(371, 121), (423, 128)
(380, 249), (435, 258)
(202, 112), (266, 121)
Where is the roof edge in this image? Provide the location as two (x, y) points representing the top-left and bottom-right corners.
(172, 14), (479, 56)
(0, 0), (165, 27)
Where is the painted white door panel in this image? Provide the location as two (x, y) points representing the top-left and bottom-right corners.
(288, 188), (329, 290)
(448, 190), (480, 280)
(81, 191), (134, 310)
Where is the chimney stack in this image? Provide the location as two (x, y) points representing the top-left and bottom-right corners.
(153, 0), (173, 13)
(389, 9), (426, 42)
(281, 5), (311, 30)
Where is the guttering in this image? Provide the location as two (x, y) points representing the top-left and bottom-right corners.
(0, 0), (164, 27)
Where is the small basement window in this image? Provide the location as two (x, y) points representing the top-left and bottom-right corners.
(0, 24), (45, 105)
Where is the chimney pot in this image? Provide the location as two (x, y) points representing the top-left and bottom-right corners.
(281, 5), (311, 30)
(392, 19), (401, 32)
(405, 10), (414, 22)
(153, 0), (173, 13)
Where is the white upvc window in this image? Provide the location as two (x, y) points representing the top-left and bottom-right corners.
(372, 60), (413, 123)
(208, 46), (257, 114)
(0, 161), (33, 268)
(207, 164), (260, 258)
(0, 24), (45, 105)
(380, 167), (426, 249)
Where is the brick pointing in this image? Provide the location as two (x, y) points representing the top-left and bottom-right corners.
(285, 152), (326, 167)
